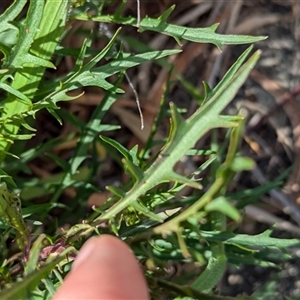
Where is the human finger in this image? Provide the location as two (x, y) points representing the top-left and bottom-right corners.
(53, 235), (149, 299)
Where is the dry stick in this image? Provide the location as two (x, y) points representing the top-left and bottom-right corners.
(125, 71), (144, 130)
(248, 70), (300, 225)
(245, 205), (300, 236)
(291, 1), (300, 89)
(251, 167), (300, 226)
(246, 84), (300, 134)
(98, 22), (144, 130)
(136, 0), (140, 27)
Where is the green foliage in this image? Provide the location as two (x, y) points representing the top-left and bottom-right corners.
(0, 0), (297, 299)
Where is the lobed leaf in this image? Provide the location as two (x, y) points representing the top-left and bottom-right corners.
(75, 6), (266, 49)
(94, 48), (261, 222)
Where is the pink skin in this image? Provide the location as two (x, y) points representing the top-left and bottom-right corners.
(54, 235), (149, 299)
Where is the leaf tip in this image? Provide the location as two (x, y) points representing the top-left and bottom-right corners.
(210, 23), (219, 31)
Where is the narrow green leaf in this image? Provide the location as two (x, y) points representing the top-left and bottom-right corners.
(205, 197), (241, 221)
(124, 159), (144, 183)
(167, 172), (202, 189)
(5, 133), (35, 140)
(45, 153), (69, 171)
(42, 278), (56, 298)
(22, 204), (53, 218)
(210, 46), (254, 99)
(83, 28), (122, 70)
(185, 149), (216, 156)
(0, 170), (15, 186)
(101, 135), (132, 162)
(25, 234), (46, 276)
(18, 119), (37, 132)
(73, 38), (89, 72)
(106, 186), (126, 198)
(132, 202), (164, 222)
(0, 83), (31, 105)
(230, 156), (256, 172)
(192, 254), (227, 293)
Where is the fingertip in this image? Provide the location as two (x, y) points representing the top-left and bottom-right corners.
(54, 235), (149, 299)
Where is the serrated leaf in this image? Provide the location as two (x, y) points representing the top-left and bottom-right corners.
(38, 49), (180, 103)
(95, 49), (181, 77)
(94, 49), (261, 222)
(200, 230), (300, 248)
(139, 14), (266, 48)
(3, 1), (45, 69)
(79, 7), (266, 49)
(22, 53), (56, 69)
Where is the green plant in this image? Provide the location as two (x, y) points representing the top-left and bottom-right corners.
(0, 1), (298, 299)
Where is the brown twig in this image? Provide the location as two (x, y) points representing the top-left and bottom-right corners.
(247, 72), (300, 133)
